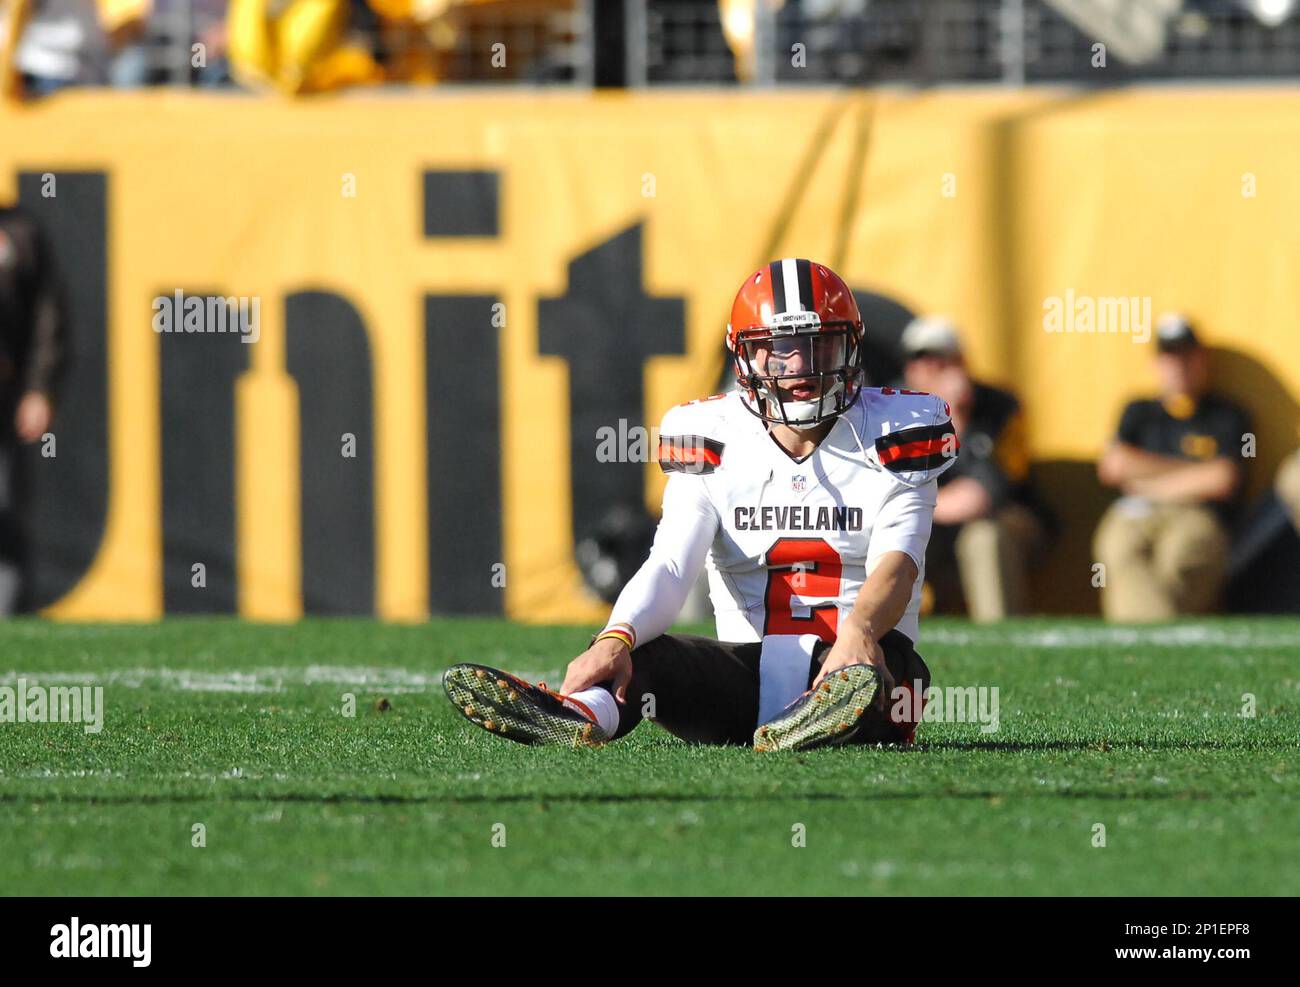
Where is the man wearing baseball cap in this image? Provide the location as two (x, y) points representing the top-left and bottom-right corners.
(1094, 314), (1251, 621)
(901, 317), (1050, 622)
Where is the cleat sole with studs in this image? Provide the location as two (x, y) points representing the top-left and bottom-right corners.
(752, 664), (879, 752)
(443, 663), (608, 747)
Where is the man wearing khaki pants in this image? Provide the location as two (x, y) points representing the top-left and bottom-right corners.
(1277, 450), (1300, 533)
(1094, 316), (1250, 621)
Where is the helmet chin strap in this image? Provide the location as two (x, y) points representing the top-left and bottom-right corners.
(786, 416), (827, 433)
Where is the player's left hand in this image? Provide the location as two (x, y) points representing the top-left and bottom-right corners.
(561, 636), (633, 703)
(813, 621), (894, 710)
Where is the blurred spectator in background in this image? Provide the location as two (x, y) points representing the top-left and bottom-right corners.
(9, 0), (112, 96)
(1094, 315), (1250, 622)
(0, 0), (153, 98)
(110, 1), (231, 88)
(0, 204), (66, 614)
(902, 316), (1049, 622)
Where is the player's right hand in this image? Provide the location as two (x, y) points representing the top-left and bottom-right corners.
(561, 638), (633, 703)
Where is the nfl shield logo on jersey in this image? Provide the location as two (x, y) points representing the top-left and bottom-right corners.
(791, 474), (807, 493)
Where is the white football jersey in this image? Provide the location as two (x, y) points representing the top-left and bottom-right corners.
(606, 387), (958, 648)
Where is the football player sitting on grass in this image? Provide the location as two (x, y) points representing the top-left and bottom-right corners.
(445, 260), (958, 751)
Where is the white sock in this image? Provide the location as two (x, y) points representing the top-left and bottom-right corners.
(565, 686), (619, 737)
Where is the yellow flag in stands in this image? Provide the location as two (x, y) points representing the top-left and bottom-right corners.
(228, 0), (382, 94)
(0, 0), (31, 100)
(96, 0), (151, 32)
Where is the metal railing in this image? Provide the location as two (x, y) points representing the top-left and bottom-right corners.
(52, 0), (1300, 89)
(629, 0), (1300, 86)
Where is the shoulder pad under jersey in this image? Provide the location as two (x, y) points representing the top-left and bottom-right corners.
(862, 387), (960, 486)
(656, 392), (733, 476)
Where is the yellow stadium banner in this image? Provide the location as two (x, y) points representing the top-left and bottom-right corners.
(1, 89), (1298, 622)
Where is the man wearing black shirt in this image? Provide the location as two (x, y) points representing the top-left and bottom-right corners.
(1094, 315), (1249, 621)
(902, 317), (1047, 621)
(0, 204), (66, 613)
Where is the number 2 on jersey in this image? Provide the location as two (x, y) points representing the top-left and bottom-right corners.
(762, 538), (843, 642)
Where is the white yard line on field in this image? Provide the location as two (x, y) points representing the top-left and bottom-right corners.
(922, 624), (1300, 649)
(2, 624), (1295, 696)
(0, 666), (442, 694)
(0, 665), (569, 694)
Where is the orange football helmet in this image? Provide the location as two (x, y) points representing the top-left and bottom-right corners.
(727, 258), (866, 429)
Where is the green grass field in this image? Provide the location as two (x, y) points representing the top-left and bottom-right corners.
(1, 617), (1297, 896)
